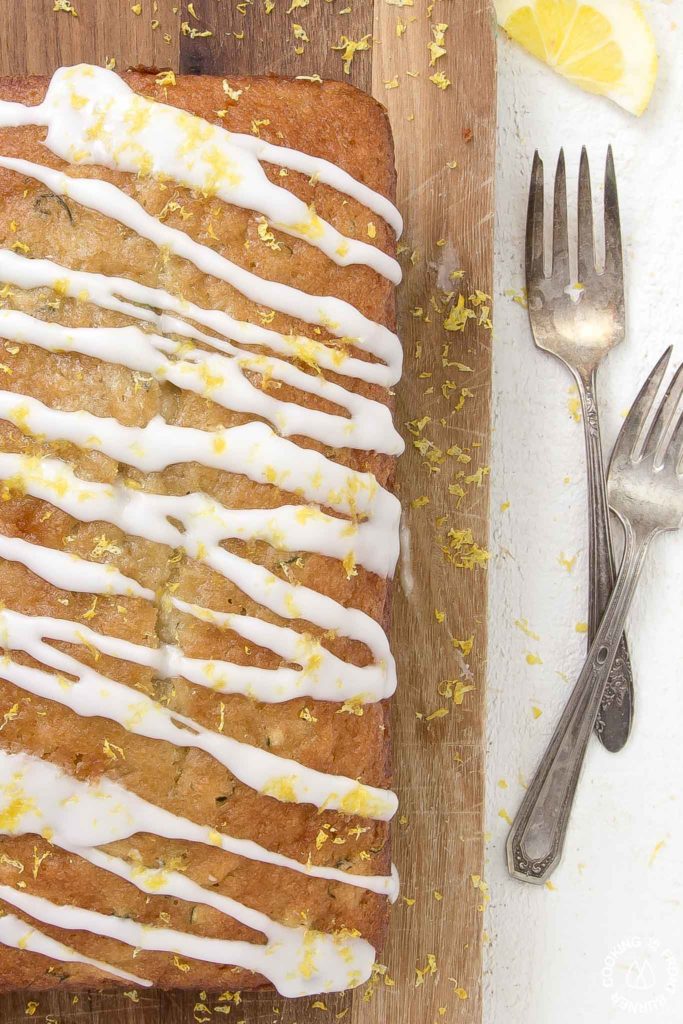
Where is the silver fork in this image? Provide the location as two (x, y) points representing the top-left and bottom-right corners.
(526, 147), (634, 753)
(507, 349), (683, 883)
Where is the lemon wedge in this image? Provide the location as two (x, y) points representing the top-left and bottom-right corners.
(495, 0), (658, 115)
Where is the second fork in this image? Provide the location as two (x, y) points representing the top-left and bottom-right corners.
(508, 349), (683, 883)
(525, 147), (634, 752)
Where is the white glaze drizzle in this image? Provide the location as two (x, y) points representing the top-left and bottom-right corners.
(0, 529), (391, 703)
(0, 884), (374, 997)
(0, 248), (400, 385)
(0, 156), (401, 371)
(0, 532), (154, 600)
(0, 452), (394, 666)
(170, 596), (393, 701)
(0, 769), (389, 994)
(0, 608), (397, 820)
(0, 598), (393, 705)
(0, 384), (398, 523)
(399, 513), (415, 598)
(0, 912), (152, 987)
(0, 310), (403, 454)
(0, 392), (399, 576)
(0, 766), (383, 996)
(0, 395), (397, 585)
(0, 67), (403, 238)
(225, 130), (403, 237)
(0, 750), (399, 899)
(0, 65), (399, 282)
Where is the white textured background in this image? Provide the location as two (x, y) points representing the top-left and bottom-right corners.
(485, 4), (683, 1022)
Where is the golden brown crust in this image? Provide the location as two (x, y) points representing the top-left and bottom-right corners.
(0, 71), (397, 992)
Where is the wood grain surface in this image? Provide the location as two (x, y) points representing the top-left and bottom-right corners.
(0, 1), (496, 1021)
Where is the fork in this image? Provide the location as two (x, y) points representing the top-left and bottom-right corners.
(526, 147), (634, 753)
(507, 349), (683, 883)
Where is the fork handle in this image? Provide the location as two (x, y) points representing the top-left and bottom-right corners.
(581, 371), (634, 751)
(507, 519), (651, 884)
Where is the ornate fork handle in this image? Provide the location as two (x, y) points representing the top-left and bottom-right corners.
(507, 517), (651, 884)
(580, 370), (634, 751)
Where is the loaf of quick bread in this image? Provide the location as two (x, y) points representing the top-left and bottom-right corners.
(0, 64), (402, 997)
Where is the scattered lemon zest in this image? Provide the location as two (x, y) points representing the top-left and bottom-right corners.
(559, 551), (577, 572)
(568, 392), (582, 422)
(155, 70), (176, 88)
(428, 21), (448, 65)
(425, 707), (449, 721)
(32, 846), (51, 880)
(430, 70), (452, 90)
(443, 294), (476, 332)
(415, 953), (438, 987)
(0, 703), (20, 732)
(451, 634), (474, 656)
(514, 617), (540, 641)
(256, 218), (281, 251)
(181, 19), (213, 38)
(102, 739), (125, 761)
(332, 34), (372, 74)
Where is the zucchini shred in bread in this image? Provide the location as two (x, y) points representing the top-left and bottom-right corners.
(0, 65), (403, 996)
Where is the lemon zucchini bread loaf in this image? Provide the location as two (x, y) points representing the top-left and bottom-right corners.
(0, 64), (402, 996)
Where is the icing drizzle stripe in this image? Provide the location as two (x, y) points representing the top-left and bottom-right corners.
(0, 66), (403, 237)
(0, 384), (399, 522)
(0, 309), (404, 454)
(0, 911), (152, 987)
(0, 247), (400, 386)
(0, 64), (401, 282)
(0, 604), (394, 705)
(0, 532), (394, 704)
(0, 157), (400, 368)
(0, 452), (395, 666)
(0, 608), (397, 820)
(0, 749), (399, 899)
(0, 884), (374, 997)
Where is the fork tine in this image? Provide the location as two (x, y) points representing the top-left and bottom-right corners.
(603, 146), (623, 280)
(526, 151), (545, 284)
(552, 150), (569, 282)
(669, 408), (683, 473)
(647, 363), (683, 466)
(612, 348), (673, 462)
(577, 147), (595, 282)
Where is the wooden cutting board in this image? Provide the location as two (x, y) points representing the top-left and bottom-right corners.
(0, 1), (496, 1021)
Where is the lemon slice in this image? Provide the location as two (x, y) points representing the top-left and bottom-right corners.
(495, 0), (658, 115)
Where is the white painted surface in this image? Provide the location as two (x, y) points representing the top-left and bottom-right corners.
(486, 5), (683, 1022)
